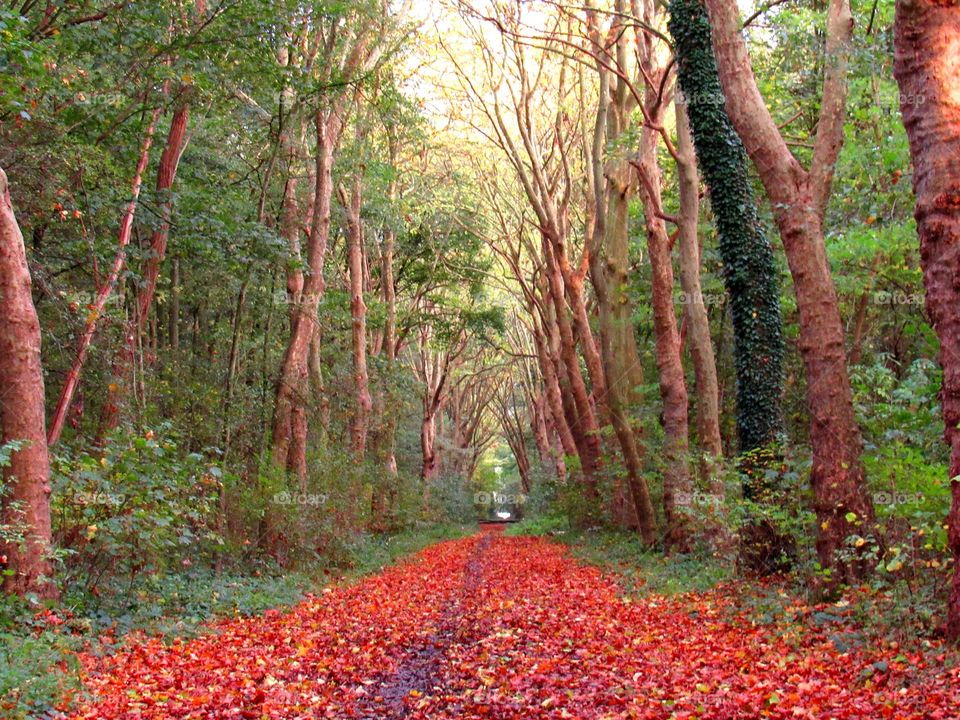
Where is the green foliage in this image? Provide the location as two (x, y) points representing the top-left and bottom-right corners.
(514, 526), (730, 597)
(668, 0), (785, 454)
(0, 625), (80, 720)
(0, 442), (28, 555)
(50, 426), (223, 593)
(505, 514), (568, 537)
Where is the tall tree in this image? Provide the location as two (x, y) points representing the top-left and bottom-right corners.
(0, 168), (56, 598)
(96, 0), (208, 439)
(703, 0), (875, 580)
(341, 170), (372, 459)
(583, 0), (658, 542)
(47, 106), (163, 445)
(270, 4), (387, 480)
(675, 103), (723, 483)
(668, 0), (784, 455)
(892, 0), (960, 640)
(669, 0), (787, 570)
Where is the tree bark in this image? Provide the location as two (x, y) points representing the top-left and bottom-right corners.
(168, 257), (180, 349)
(97, 102), (191, 438)
(704, 0), (875, 580)
(0, 168), (56, 599)
(530, 316), (579, 463)
(635, 122), (693, 551)
(892, 0), (960, 640)
(47, 106), (162, 446)
(271, 110), (340, 479)
(583, 5), (657, 539)
(342, 174), (371, 460)
(541, 237), (602, 497)
(676, 103), (723, 487)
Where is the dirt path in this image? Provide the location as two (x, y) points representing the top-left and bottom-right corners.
(69, 527), (958, 719)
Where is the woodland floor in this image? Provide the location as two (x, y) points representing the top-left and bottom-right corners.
(66, 526), (959, 719)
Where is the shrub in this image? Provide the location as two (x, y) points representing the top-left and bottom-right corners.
(50, 425), (223, 594)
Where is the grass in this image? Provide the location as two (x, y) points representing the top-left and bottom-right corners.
(507, 516), (732, 596)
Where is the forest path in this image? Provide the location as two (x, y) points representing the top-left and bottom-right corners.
(69, 526), (955, 719)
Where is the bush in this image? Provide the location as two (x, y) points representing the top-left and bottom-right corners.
(0, 598), (81, 720)
(50, 425), (224, 594)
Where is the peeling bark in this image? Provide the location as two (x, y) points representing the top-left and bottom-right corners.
(892, 0), (960, 640)
(0, 168), (56, 598)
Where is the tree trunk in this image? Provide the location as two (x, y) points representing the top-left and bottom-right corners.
(530, 319), (579, 463)
(847, 254), (881, 366)
(308, 329), (331, 434)
(220, 276), (248, 465)
(421, 413), (439, 482)
(343, 175), (371, 460)
(0, 168), (56, 599)
(675, 104), (723, 487)
(589, 171), (658, 542)
(168, 257), (180, 349)
(582, 19), (657, 539)
(542, 236), (602, 499)
(271, 111), (340, 479)
(98, 103), (191, 438)
(703, 0), (875, 580)
(669, 0), (786, 455)
(892, 0), (960, 640)
(636, 123), (693, 551)
(47, 106), (162, 446)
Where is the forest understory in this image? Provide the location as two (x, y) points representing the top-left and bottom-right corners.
(61, 527), (960, 719)
(1, 0), (959, 717)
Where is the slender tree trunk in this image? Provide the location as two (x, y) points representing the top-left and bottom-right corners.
(530, 390), (553, 467)
(168, 257), (180, 349)
(379, 223), (398, 476)
(0, 168), (56, 599)
(220, 276), (248, 465)
(676, 104), (723, 486)
(542, 236), (602, 497)
(530, 320), (579, 463)
(343, 175), (371, 459)
(48, 106), (162, 445)
(98, 103), (191, 438)
(272, 111), (339, 479)
(421, 413), (438, 482)
(892, 0), (960, 640)
(566, 266), (607, 417)
(308, 330), (330, 434)
(847, 254), (881, 365)
(371, 140), (399, 526)
(636, 124), (693, 551)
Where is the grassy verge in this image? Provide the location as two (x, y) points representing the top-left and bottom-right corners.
(0, 522), (471, 720)
(506, 516), (731, 596)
